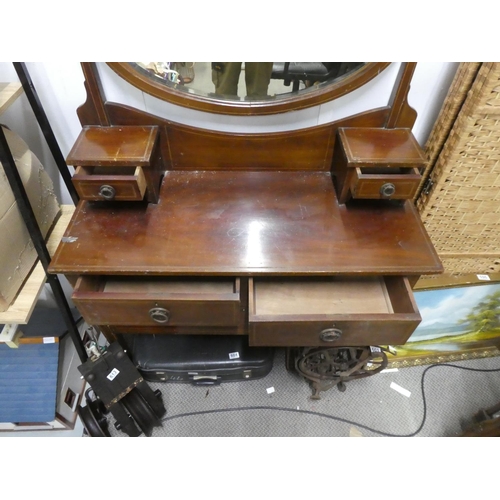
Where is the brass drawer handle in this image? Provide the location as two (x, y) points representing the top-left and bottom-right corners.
(380, 183), (396, 198)
(99, 185), (116, 200)
(149, 307), (170, 323)
(319, 328), (342, 342)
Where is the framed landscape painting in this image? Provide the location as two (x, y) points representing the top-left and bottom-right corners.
(386, 277), (500, 367)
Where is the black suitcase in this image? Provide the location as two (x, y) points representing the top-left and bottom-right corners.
(123, 334), (274, 385)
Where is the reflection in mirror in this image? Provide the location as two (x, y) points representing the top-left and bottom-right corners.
(134, 62), (365, 101)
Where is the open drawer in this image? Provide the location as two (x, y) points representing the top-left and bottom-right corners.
(350, 166), (421, 200)
(72, 165), (147, 201)
(248, 276), (421, 347)
(72, 276), (242, 328)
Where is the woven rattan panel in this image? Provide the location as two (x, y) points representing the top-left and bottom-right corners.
(416, 63), (481, 195)
(417, 62), (500, 275)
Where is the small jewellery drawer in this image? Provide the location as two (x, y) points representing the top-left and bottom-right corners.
(350, 167), (421, 200)
(72, 276), (242, 327)
(248, 276), (420, 347)
(333, 127), (427, 204)
(72, 166), (147, 201)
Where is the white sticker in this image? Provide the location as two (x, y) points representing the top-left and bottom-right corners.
(370, 346), (382, 353)
(70, 393), (79, 412)
(43, 337), (55, 344)
(229, 351), (240, 359)
(350, 426), (364, 437)
(107, 368), (120, 381)
(477, 274), (491, 281)
(381, 368), (399, 373)
(390, 381), (411, 398)
(266, 387), (275, 394)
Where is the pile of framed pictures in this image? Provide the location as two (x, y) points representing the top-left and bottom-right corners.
(386, 274), (500, 368)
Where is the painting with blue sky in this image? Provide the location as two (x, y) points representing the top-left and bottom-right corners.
(392, 282), (500, 358)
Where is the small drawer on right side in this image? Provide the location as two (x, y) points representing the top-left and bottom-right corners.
(350, 166), (421, 200)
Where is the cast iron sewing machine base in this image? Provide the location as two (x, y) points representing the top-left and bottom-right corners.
(287, 346), (389, 399)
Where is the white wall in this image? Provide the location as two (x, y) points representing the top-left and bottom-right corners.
(0, 61), (459, 206)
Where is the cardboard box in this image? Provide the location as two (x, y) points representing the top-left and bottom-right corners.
(0, 126), (60, 311)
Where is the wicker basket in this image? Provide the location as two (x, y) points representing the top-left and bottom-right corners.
(416, 62), (500, 276)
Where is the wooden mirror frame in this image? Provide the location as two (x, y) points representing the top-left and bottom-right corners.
(107, 62), (392, 116)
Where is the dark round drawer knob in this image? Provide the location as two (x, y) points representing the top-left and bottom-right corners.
(380, 183), (396, 198)
(319, 327), (342, 342)
(149, 307), (170, 323)
(99, 185), (116, 200)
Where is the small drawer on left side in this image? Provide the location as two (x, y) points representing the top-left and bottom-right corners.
(72, 165), (147, 201)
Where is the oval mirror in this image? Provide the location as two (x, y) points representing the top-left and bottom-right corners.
(107, 62), (391, 115)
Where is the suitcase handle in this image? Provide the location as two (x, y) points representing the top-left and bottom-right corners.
(191, 375), (221, 386)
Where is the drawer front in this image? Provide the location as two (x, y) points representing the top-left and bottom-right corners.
(248, 276), (420, 347)
(250, 318), (419, 347)
(72, 166), (147, 201)
(72, 276), (242, 328)
(350, 167), (421, 200)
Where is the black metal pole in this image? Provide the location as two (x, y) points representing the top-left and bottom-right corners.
(0, 127), (87, 362)
(13, 62), (80, 206)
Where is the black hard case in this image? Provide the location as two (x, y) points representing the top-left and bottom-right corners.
(123, 334), (274, 385)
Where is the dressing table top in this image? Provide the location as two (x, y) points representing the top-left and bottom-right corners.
(49, 170), (442, 277)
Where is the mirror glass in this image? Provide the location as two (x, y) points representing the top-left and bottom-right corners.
(133, 62), (365, 100)
(108, 62), (390, 115)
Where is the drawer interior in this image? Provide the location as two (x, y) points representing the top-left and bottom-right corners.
(77, 275), (239, 298)
(74, 165), (142, 177)
(102, 276), (238, 296)
(250, 276), (417, 317)
(356, 167), (420, 176)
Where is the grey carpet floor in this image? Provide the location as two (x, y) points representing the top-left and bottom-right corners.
(105, 349), (500, 437)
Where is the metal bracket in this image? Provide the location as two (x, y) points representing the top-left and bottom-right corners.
(422, 177), (435, 195)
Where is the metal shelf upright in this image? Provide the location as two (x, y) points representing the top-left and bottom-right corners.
(0, 62), (87, 362)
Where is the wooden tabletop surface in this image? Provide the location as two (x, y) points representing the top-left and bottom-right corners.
(49, 170), (443, 277)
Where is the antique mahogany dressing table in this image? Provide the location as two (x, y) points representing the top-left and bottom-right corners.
(48, 63), (443, 390)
